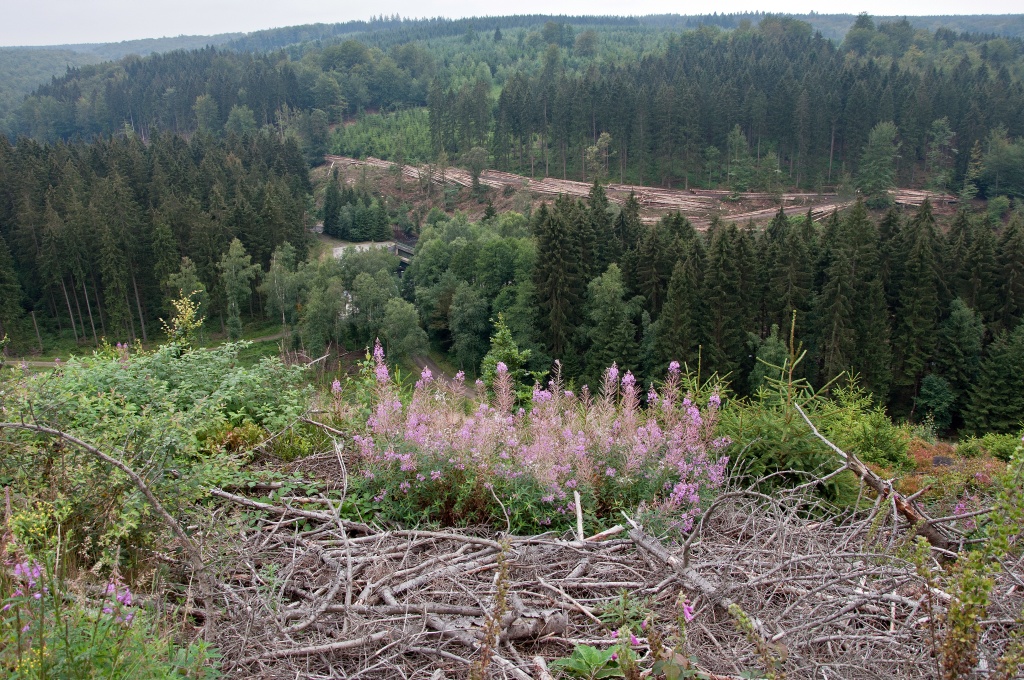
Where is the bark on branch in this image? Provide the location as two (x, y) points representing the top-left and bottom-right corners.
(792, 403), (953, 553)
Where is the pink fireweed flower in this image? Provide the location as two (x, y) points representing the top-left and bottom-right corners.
(331, 379), (342, 395)
(668, 360), (680, 373)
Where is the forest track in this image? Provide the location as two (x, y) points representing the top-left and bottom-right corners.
(325, 154), (957, 228)
(4, 329), (292, 369)
(411, 354), (476, 398)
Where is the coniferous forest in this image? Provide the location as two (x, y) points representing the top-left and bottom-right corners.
(3, 14), (1024, 679)
(1, 13), (1024, 435)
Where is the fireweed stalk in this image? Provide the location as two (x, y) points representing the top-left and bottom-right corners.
(353, 342), (729, 532)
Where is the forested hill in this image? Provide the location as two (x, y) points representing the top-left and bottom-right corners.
(0, 132), (310, 346)
(9, 14), (1024, 196)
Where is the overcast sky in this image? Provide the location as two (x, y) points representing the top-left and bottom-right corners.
(1, 0), (1020, 47)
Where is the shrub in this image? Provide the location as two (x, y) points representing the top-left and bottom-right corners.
(956, 433), (1022, 462)
(0, 339), (310, 568)
(720, 371), (910, 494)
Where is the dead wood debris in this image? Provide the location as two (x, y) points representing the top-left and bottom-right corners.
(202, 480), (1023, 680)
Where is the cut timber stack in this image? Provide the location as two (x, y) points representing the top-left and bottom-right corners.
(893, 189), (957, 206)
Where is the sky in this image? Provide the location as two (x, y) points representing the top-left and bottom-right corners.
(1, 0), (1021, 47)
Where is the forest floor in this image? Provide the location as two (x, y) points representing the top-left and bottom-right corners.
(321, 154), (960, 229)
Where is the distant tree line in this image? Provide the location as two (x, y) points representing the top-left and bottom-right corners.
(0, 131), (310, 345)
(405, 189), (1024, 436)
(443, 16), (1024, 190)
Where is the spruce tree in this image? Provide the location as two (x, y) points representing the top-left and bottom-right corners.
(763, 209), (814, 335)
(583, 264), (641, 386)
(845, 200), (892, 398)
(702, 223), (747, 380)
(564, 196), (597, 283)
(815, 237), (856, 386)
(998, 212), (1024, 331)
(961, 215), (1000, 325)
(634, 222), (673, 317)
(857, 121), (899, 208)
(655, 243), (707, 371)
(0, 233), (23, 343)
(946, 210), (972, 296)
(587, 179), (614, 271)
(963, 323), (1024, 435)
(532, 203), (581, 359)
(614, 192), (642, 255)
(935, 298), (984, 426)
(748, 324), (789, 394)
(891, 199), (942, 404)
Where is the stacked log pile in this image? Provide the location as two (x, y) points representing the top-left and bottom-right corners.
(322, 155), (961, 229)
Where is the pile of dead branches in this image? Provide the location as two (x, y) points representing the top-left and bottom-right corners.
(200, 461), (1023, 680)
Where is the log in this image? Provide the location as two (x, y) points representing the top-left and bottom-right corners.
(794, 403), (952, 553)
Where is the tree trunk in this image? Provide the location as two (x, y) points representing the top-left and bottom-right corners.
(60, 279), (79, 343)
(828, 124), (835, 183)
(81, 278), (98, 345)
(131, 273), (147, 342)
(71, 276), (87, 341)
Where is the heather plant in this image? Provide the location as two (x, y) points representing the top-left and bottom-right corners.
(349, 344), (729, 533)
